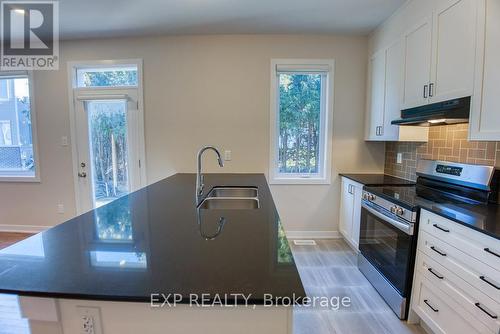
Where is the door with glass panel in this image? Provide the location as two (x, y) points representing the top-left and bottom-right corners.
(74, 89), (142, 212)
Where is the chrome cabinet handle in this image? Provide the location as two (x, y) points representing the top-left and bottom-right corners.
(430, 246), (447, 257)
(429, 83), (434, 97)
(475, 303), (498, 319)
(78, 172), (87, 178)
(479, 276), (500, 290)
(424, 299), (438, 313)
(484, 248), (500, 258)
(428, 267), (444, 279)
(423, 85), (428, 98)
(433, 224), (450, 233)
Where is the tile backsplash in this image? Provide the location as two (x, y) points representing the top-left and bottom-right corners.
(385, 124), (500, 181)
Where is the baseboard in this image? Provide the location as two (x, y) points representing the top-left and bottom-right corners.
(285, 230), (341, 239)
(0, 225), (50, 233)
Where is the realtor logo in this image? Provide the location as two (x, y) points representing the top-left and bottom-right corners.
(1, 1), (59, 70)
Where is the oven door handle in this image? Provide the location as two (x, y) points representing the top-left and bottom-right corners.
(362, 202), (414, 235)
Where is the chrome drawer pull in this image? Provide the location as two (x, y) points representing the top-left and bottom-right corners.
(424, 299), (439, 313)
(433, 224), (450, 233)
(475, 303), (498, 319)
(479, 276), (500, 290)
(428, 268), (444, 279)
(484, 248), (500, 258)
(430, 246), (447, 257)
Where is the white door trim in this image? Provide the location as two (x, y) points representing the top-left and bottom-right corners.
(67, 59), (147, 214)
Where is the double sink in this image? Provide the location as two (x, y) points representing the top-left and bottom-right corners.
(198, 186), (260, 210)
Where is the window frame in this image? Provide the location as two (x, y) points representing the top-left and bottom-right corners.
(0, 71), (41, 182)
(269, 59), (334, 185)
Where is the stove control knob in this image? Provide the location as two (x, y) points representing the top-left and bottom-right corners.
(362, 193), (368, 200)
(396, 208), (405, 216)
(390, 206), (397, 214)
(369, 194), (376, 201)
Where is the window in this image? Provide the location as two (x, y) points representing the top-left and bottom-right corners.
(0, 72), (39, 181)
(270, 59), (334, 184)
(76, 66), (138, 88)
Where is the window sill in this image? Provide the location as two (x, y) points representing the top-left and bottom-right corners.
(0, 174), (40, 183)
(269, 177), (331, 185)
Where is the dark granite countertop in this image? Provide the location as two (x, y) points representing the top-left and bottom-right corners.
(419, 201), (500, 240)
(365, 185), (500, 240)
(339, 173), (415, 186)
(0, 174), (305, 304)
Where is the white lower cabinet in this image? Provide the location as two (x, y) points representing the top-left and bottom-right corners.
(410, 209), (500, 334)
(338, 177), (363, 250)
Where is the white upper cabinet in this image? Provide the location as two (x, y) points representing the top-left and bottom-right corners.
(366, 50), (386, 140)
(366, 39), (429, 141)
(430, 0), (478, 103)
(384, 40), (404, 139)
(402, 16), (433, 110)
(470, 0), (500, 140)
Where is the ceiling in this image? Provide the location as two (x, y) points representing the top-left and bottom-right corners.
(58, 0), (405, 40)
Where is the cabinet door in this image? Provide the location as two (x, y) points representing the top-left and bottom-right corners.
(365, 50), (386, 140)
(430, 0), (478, 103)
(350, 183), (363, 250)
(402, 16), (433, 110)
(383, 40), (404, 140)
(339, 178), (354, 241)
(470, 0), (500, 140)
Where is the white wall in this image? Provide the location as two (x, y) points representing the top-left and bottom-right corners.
(0, 34), (385, 234)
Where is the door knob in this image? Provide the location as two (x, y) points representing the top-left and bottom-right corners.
(78, 172), (87, 178)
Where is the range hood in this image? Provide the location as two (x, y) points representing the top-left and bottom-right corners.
(391, 97), (470, 126)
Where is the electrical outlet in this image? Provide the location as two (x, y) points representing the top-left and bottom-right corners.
(57, 204), (65, 214)
(397, 153), (403, 164)
(77, 306), (102, 334)
(82, 316), (95, 334)
(61, 136), (69, 147)
(224, 150), (232, 161)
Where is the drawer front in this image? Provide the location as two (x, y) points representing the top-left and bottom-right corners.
(418, 230), (500, 302)
(416, 252), (500, 333)
(412, 274), (493, 334)
(420, 209), (500, 270)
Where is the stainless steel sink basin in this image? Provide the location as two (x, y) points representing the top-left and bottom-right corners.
(207, 187), (258, 198)
(198, 198), (260, 210)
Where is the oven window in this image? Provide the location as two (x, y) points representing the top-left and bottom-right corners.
(359, 206), (412, 294)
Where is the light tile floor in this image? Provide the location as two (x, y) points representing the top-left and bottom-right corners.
(291, 239), (425, 334)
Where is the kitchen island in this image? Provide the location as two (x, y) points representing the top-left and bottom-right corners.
(0, 174), (305, 334)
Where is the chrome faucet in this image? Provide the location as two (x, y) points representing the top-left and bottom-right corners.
(196, 146), (224, 202)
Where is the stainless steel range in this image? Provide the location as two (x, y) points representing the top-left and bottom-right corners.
(358, 160), (500, 319)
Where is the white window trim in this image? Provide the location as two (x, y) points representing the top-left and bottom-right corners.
(67, 59), (147, 214)
(0, 71), (41, 182)
(269, 59), (334, 185)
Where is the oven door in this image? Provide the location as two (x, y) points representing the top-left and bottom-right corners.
(359, 201), (415, 296)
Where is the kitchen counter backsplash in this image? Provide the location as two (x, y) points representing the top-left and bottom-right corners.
(385, 124), (500, 181)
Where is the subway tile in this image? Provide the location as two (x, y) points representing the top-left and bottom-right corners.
(486, 143), (496, 160)
(439, 148), (452, 156)
(475, 159), (495, 166)
(460, 140), (472, 149)
(453, 131), (468, 140)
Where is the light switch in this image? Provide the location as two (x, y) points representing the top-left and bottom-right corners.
(61, 136), (69, 147)
(224, 150), (232, 161)
(397, 153), (403, 164)
(57, 204), (65, 214)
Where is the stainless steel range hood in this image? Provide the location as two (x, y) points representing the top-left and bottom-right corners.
(391, 97), (470, 126)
